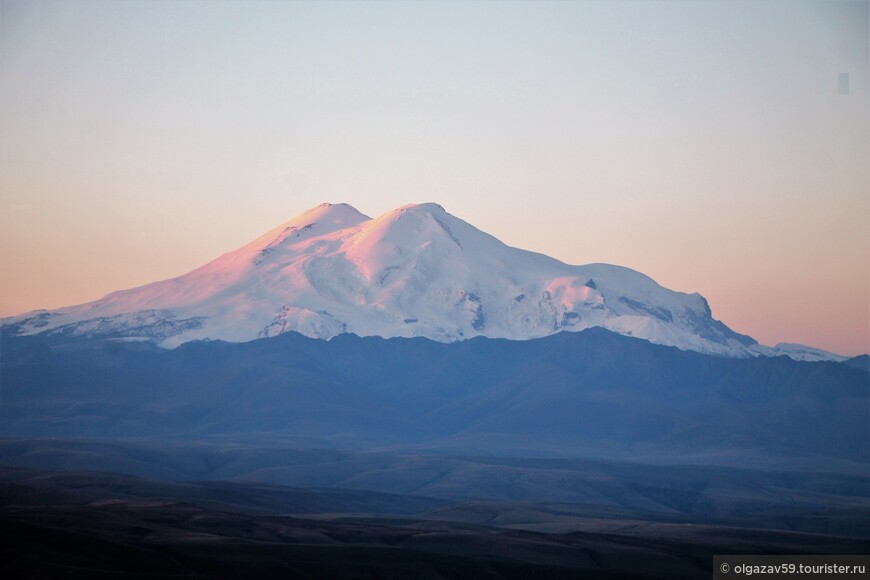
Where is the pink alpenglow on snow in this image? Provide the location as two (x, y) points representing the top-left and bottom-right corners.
(2, 203), (847, 362)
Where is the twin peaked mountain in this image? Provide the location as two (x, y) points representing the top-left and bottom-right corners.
(3, 203), (835, 360)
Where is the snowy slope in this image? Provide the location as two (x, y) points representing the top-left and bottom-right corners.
(1, 202), (843, 360)
(762, 343), (849, 363)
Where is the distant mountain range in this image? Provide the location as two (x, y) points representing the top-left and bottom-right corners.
(1, 203), (848, 361)
(2, 207), (866, 579)
(2, 328), (866, 465)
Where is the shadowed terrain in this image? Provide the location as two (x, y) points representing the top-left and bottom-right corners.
(1, 330), (867, 577)
(2, 464), (867, 579)
(2, 329), (867, 464)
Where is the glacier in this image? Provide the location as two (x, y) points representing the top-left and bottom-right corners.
(1, 202), (845, 360)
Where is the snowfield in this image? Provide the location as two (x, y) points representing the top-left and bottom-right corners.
(2, 202), (845, 361)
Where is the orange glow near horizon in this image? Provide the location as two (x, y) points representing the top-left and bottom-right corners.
(1, 1), (866, 356)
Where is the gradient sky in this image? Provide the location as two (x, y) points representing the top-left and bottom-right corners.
(1, 1), (867, 355)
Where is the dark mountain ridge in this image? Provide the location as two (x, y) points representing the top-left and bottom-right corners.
(2, 328), (866, 465)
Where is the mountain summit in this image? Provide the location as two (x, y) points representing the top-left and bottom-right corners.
(1, 203), (840, 360)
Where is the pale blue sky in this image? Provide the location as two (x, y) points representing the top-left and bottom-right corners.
(1, 1), (867, 354)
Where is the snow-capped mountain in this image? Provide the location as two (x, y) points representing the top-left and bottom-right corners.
(1, 202), (844, 360)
